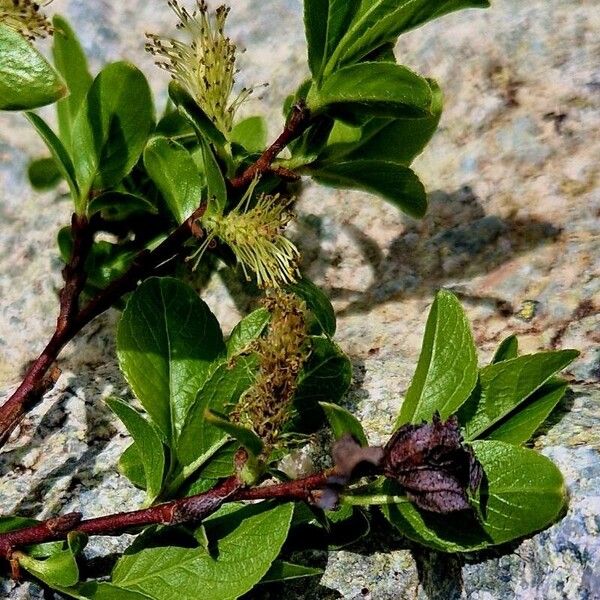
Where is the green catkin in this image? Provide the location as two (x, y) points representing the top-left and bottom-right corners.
(232, 291), (309, 453)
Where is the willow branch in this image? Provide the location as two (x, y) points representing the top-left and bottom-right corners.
(229, 102), (311, 189)
(0, 470), (336, 563)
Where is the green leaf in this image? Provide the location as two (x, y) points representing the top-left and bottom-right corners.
(226, 308), (270, 359)
(230, 116), (267, 153)
(312, 159), (427, 219)
(205, 409), (264, 458)
(325, 0), (490, 74)
(177, 355), (258, 467)
(118, 443), (147, 490)
(0, 516), (37, 533)
(463, 350), (579, 440)
(52, 15), (93, 149)
(117, 277), (225, 444)
(397, 290), (477, 425)
(320, 79), (443, 166)
(144, 136), (204, 223)
(72, 62), (155, 207)
(383, 440), (566, 552)
(168, 81), (226, 147)
(261, 560), (323, 583)
(58, 582), (152, 600)
(87, 191), (158, 220)
(200, 137), (227, 216)
(296, 337), (353, 406)
(0, 24), (67, 111)
(319, 401), (368, 446)
(18, 538), (80, 588)
(288, 278), (336, 336)
(107, 398), (165, 503)
(112, 502), (293, 600)
(308, 63), (432, 119)
(27, 157), (62, 190)
(25, 111), (79, 199)
(304, 0), (361, 78)
(485, 379), (569, 445)
(491, 334), (519, 363)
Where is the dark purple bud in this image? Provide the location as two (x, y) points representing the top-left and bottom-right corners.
(382, 414), (483, 514)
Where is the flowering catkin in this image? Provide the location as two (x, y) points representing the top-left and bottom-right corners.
(145, 0), (252, 134)
(0, 0), (53, 40)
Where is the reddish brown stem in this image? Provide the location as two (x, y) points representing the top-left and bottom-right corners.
(0, 471), (335, 563)
(0, 205), (205, 447)
(0, 215), (93, 446)
(229, 102), (311, 189)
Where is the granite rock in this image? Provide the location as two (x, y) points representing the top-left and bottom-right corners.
(0, 0), (598, 598)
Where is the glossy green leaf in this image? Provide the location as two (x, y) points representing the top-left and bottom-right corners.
(144, 136), (204, 223)
(168, 81), (226, 147)
(230, 116), (267, 153)
(491, 334), (519, 363)
(107, 398), (165, 503)
(296, 337), (353, 406)
(485, 379), (569, 445)
(117, 277), (225, 444)
(384, 440), (566, 552)
(308, 63), (432, 119)
(200, 137), (227, 216)
(27, 157), (61, 190)
(25, 111), (79, 199)
(0, 24), (67, 111)
(118, 443), (147, 490)
(463, 350), (579, 440)
(304, 0), (361, 78)
(177, 355), (258, 467)
(18, 538), (80, 588)
(87, 191), (158, 220)
(325, 0), (490, 74)
(319, 401), (368, 446)
(112, 502), (293, 600)
(205, 409), (264, 457)
(288, 278), (336, 336)
(312, 159), (427, 219)
(58, 582), (152, 600)
(397, 290), (477, 425)
(261, 560), (323, 583)
(72, 62), (154, 205)
(226, 308), (270, 359)
(52, 15), (93, 149)
(320, 79), (443, 166)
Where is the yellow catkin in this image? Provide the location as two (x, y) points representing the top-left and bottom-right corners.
(191, 179), (301, 288)
(145, 0), (253, 133)
(0, 0), (53, 40)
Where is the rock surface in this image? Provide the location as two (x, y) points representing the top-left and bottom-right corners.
(0, 0), (598, 598)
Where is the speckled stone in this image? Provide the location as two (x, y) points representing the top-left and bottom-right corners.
(0, 0), (598, 598)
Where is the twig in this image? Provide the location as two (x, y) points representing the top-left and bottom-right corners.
(0, 215), (93, 446)
(229, 102), (311, 189)
(0, 204), (204, 447)
(0, 471), (335, 564)
(0, 108), (314, 449)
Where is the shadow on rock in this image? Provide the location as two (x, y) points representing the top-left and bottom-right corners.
(299, 186), (561, 318)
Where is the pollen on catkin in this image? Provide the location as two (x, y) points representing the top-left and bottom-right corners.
(0, 0), (53, 39)
(190, 179), (301, 289)
(232, 291), (309, 453)
(145, 0), (253, 134)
